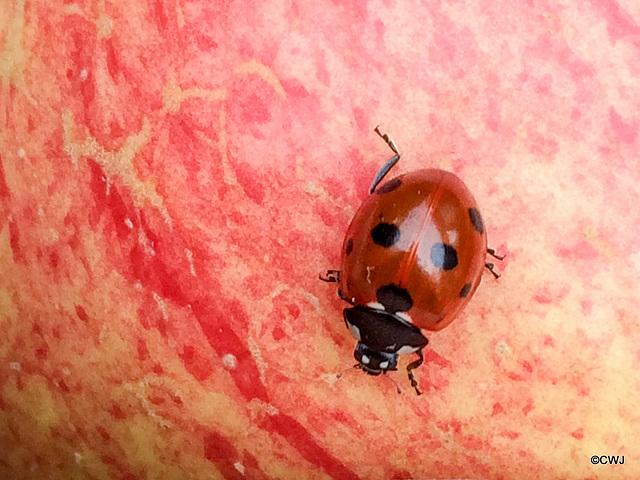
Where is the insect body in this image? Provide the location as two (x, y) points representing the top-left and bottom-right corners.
(321, 128), (502, 395)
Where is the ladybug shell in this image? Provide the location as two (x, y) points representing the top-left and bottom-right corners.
(340, 169), (487, 331)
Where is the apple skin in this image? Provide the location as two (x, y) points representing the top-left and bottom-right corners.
(1, 1), (639, 479)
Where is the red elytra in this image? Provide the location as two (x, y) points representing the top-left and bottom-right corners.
(321, 128), (502, 395)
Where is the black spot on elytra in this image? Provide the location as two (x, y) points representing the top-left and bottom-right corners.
(459, 283), (472, 298)
(375, 178), (402, 194)
(371, 222), (400, 248)
(469, 208), (484, 234)
(430, 243), (458, 270)
(345, 238), (353, 255)
(376, 284), (413, 312)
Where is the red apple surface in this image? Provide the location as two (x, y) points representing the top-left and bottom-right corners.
(1, 1), (639, 479)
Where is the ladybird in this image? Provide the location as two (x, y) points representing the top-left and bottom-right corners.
(321, 127), (503, 395)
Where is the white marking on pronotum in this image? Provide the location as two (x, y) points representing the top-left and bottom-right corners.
(396, 345), (420, 355)
(346, 320), (361, 340)
(379, 361), (389, 369)
(395, 311), (413, 324)
(366, 302), (385, 311)
(361, 355), (371, 365)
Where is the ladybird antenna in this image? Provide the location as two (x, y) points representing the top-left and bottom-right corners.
(383, 372), (403, 395)
(336, 363), (361, 379)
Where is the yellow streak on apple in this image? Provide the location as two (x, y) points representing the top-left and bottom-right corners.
(62, 110), (172, 226)
(234, 59), (286, 98)
(0, 0), (28, 126)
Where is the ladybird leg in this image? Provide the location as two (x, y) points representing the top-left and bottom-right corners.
(406, 349), (425, 396)
(374, 125), (400, 155)
(319, 270), (341, 282)
(336, 364), (361, 379)
(369, 126), (401, 194)
(487, 248), (505, 260)
(484, 262), (501, 279)
(337, 288), (355, 305)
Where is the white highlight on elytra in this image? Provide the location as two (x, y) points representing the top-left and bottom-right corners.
(124, 218), (134, 229)
(447, 230), (458, 244)
(9, 362), (21, 371)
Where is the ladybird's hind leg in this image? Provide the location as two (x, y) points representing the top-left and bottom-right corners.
(406, 349), (425, 396)
(369, 126), (401, 194)
(319, 270), (340, 283)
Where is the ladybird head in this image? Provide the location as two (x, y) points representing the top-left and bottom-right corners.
(342, 306), (428, 392)
(354, 342), (398, 375)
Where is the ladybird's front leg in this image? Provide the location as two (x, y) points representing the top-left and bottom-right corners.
(337, 288), (355, 305)
(319, 269), (341, 283)
(406, 349), (425, 396)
